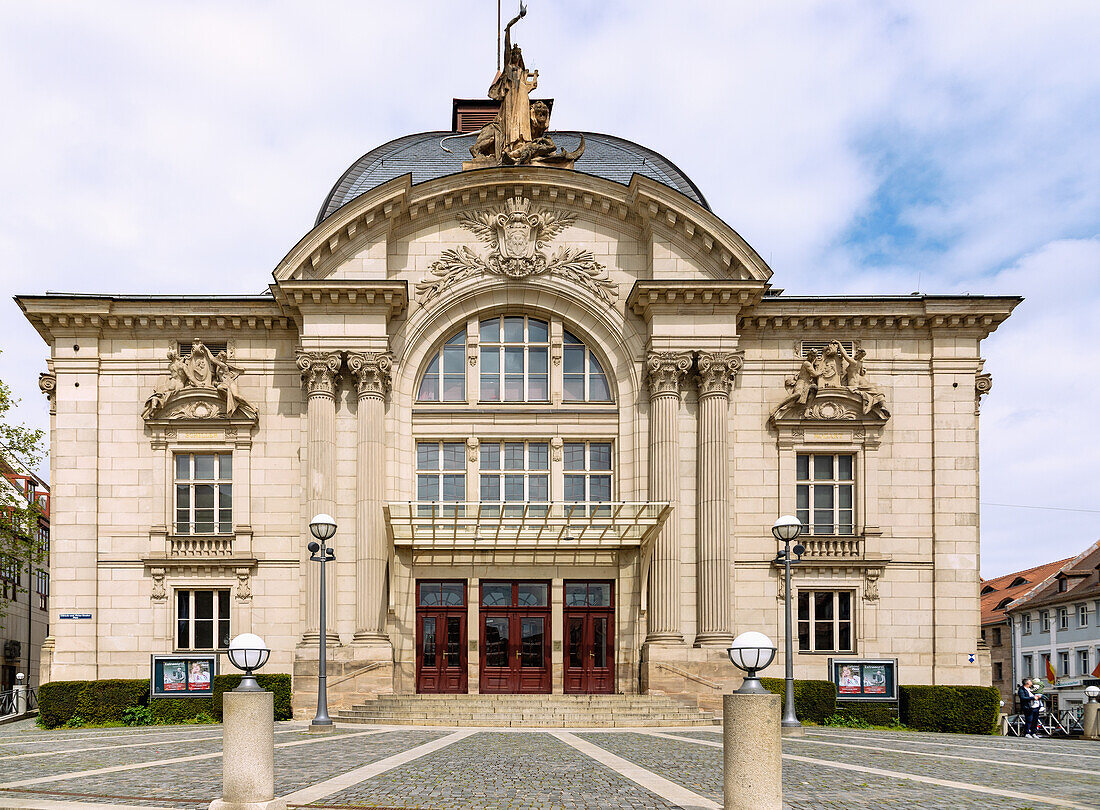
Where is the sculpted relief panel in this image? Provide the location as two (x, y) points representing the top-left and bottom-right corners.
(771, 340), (889, 424)
(142, 339), (255, 422)
(416, 196), (615, 305)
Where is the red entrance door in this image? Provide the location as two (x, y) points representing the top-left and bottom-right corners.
(479, 581), (551, 693)
(563, 581), (614, 694)
(416, 581), (468, 694)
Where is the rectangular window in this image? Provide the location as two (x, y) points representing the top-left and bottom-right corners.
(174, 453), (232, 535)
(0, 557), (20, 601)
(993, 661), (1002, 681)
(479, 441), (549, 515)
(175, 589), (231, 650)
(479, 316), (550, 402)
(1041, 611), (1050, 633)
(34, 570), (48, 611)
(416, 441), (466, 515)
(1060, 650), (1070, 677)
(1023, 655), (1033, 678)
(1059, 607), (1069, 631)
(1023, 613), (1033, 634)
(796, 590), (854, 653)
(1080, 604), (1090, 628)
(992, 627), (1002, 646)
(563, 441), (613, 515)
(796, 453), (854, 535)
(37, 526), (49, 558)
(1079, 649), (1089, 677)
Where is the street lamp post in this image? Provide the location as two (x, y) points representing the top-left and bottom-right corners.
(308, 513), (337, 731)
(772, 515), (805, 730)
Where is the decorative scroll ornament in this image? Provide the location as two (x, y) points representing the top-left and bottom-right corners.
(150, 567), (167, 602)
(346, 352), (395, 400)
(645, 351), (694, 398)
(975, 371), (993, 414)
(695, 351), (744, 398)
(863, 569), (881, 603)
(296, 351), (343, 397)
(38, 372), (56, 415)
(770, 340), (890, 424)
(457, 4), (585, 170)
(416, 197), (615, 305)
(235, 567), (252, 603)
(142, 340), (254, 421)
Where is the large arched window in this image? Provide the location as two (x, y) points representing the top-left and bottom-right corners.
(479, 315), (549, 402)
(417, 330), (466, 402)
(563, 330), (611, 402)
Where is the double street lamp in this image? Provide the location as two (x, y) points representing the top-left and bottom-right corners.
(772, 514), (805, 730)
(308, 513), (337, 731)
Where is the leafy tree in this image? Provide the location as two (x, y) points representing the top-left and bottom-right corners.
(0, 348), (47, 620)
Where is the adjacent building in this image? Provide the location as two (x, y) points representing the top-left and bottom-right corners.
(15, 33), (1018, 712)
(981, 558), (1069, 706)
(0, 456), (50, 691)
(1006, 540), (1100, 709)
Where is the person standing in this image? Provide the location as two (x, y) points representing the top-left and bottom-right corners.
(1018, 679), (1042, 738)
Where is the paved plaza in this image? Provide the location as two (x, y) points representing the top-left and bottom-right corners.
(2, 719), (1098, 810)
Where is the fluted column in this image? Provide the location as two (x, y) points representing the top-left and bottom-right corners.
(694, 350), (742, 647)
(296, 350), (343, 645)
(347, 351), (395, 645)
(645, 351), (693, 645)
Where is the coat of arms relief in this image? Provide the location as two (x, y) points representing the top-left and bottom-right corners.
(415, 197), (616, 305)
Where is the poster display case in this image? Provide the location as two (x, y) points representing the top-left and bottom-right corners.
(829, 658), (898, 701)
(150, 654), (218, 698)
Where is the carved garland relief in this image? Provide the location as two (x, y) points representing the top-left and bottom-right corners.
(416, 196), (616, 305)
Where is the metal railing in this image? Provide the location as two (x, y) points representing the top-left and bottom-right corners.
(0, 687), (38, 718)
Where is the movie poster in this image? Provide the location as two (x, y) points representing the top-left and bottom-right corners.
(863, 664), (887, 695)
(188, 660), (211, 690)
(838, 664), (862, 695)
(162, 661), (187, 691)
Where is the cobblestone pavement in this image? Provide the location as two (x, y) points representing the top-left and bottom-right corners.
(1, 719), (1098, 809)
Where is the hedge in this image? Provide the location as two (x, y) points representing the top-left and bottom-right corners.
(38, 674), (292, 729)
(900, 685), (1000, 735)
(760, 677), (836, 723)
(835, 701), (897, 726)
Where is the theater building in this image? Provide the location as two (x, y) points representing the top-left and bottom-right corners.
(17, 38), (1018, 713)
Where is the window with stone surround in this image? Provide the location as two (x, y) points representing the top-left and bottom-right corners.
(417, 330), (466, 402)
(416, 441), (466, 512)
(1080, 603), (1089, 627)
(797, 589), (854, 653)
(1041, 610), (1050, 633)
(1023, 613), (1033, 634)
(34, 570), (48, 610)
(174, 453), (232, 535)
(1079, 649), (1090, 677)
(1023, 654), (1033, 678)
(1059, 606), (1070, 631)
(479, 441), (550, 515)
(175, 588), (230, 650)
(564, 441), (613, 514)
(796, 453), (854, 535)
(1060, 650), (1070, 677)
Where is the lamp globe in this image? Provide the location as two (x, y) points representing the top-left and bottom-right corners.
(309, 513), (337, 541)
(772, 514), (803, 543)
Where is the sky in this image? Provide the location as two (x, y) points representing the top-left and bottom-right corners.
(0, 1), (1097, 578)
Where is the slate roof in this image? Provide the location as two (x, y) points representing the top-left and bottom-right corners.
(980, 558), (1072, 625)
(315, 131), (709, 226)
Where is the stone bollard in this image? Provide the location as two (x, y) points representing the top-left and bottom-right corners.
(1084, 701), (1099, 740)
(723, 692), (782, 810)
(209, 691), (286, 810)
(13, 685), (26, 716)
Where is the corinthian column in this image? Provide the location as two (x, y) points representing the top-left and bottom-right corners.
(645, 351), (693, 645)
(693, 350), (742, 647)
(296, 350), (343, 645)
(346, 351), (395, 646)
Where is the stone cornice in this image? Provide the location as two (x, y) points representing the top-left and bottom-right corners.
(739, 296), (1021, 337)
(346, 351), (396, 400)
(272, 170), (774, 284)
(645, 351), (694, 398)
(627, 280), (766, 319)
(270, 280), (408, 320)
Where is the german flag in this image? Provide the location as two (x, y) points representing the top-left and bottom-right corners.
(1091, 659), (1100, 679)
(1046, 657), (1058, 684)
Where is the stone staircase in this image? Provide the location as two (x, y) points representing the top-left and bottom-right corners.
(335, 693), (720, 727)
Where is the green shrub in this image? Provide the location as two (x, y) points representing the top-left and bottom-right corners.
(37, 674), (292, 728)
(760, 678), (836, 723)
(835, 702), (897, 726)
(900, 685), (1000, 734)
(823, 713), (872, 728)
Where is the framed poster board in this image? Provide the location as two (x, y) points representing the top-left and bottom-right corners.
(150, 654), (218, 698)
(829, 658), (897, 701)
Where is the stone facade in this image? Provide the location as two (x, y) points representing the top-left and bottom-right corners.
(18, 152), (1018, 712)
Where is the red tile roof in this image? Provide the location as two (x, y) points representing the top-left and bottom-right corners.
(981, 558), (1072, 625)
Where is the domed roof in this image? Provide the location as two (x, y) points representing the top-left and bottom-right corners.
(315, 130), (709, 226)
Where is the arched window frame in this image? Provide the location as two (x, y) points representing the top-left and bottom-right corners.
(416, 329), (467, 403)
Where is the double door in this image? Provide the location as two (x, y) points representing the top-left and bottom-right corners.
(563, 581), (614, 694)
(479, 581), (551, 693)
(416, 581), (467, 694)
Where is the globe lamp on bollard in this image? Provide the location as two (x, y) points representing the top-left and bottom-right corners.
(308, 513), (337, 732)
(727, 631), (778, 694)
(226, 633), (270, 692)
(210, 634), (285, 810)
(723, 630), (782, 810)
(772, 514), (805, 730)
(1083, 685), (1100, 740)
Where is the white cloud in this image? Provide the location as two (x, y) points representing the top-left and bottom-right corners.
(0, 0), (1097, 575)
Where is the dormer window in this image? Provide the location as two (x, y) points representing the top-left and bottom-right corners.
(995, 597), (1013, 610)
(1058, 578), (1067, 593)
(981, 584), (996, 595)
(1010, 576), (1028, 587)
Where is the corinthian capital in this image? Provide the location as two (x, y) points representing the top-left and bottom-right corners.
(695, 350), (744, 398)
(645, 351), (693, 398)
(295, 350), (343, 398)
(346, 351), (395, 400)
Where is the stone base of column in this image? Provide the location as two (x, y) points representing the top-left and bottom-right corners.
(693, 632), (735, 648)
(640, 645), (741, 714)
(643, 632), (685, 646)
(297, 632), (340, 647)
(292, 645), (394, 717)
(351, 631), (393, 649)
